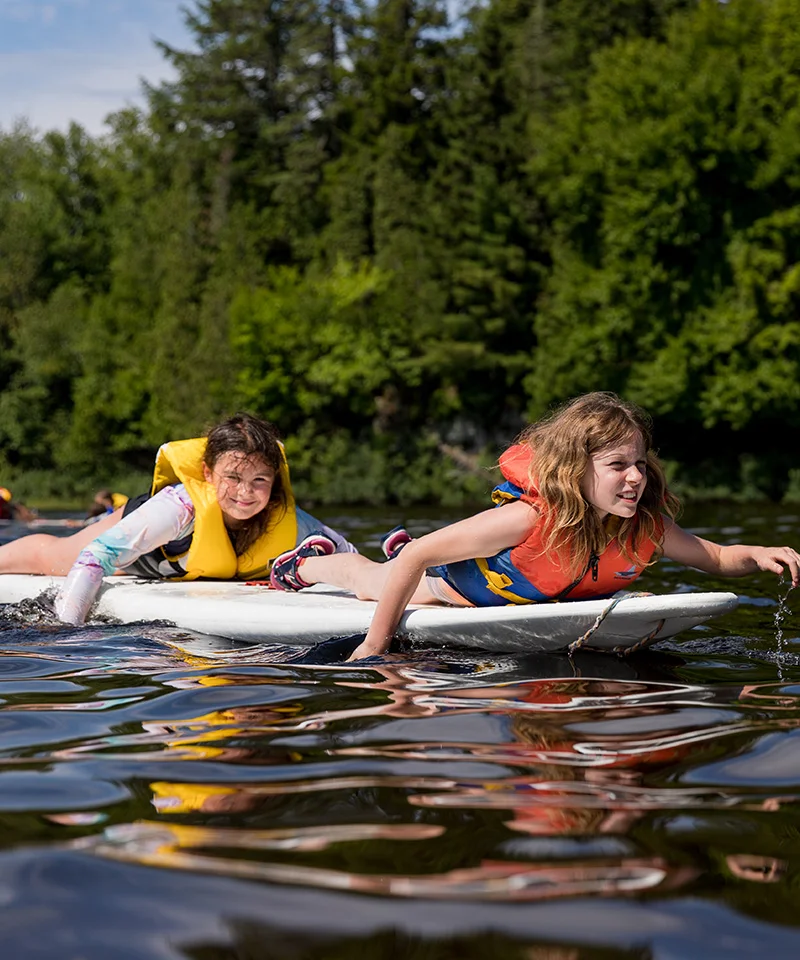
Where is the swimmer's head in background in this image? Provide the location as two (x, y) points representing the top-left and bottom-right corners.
(94, 488), (113, 505)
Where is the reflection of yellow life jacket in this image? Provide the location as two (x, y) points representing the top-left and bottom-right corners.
(151, 780), (239, 814)
(150, 437), (297, 581)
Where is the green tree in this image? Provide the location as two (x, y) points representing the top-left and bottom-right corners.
(231, 258), (392, 430)
(530, 0), (800, 454)
(0, 124), (109, 480)
(152, 0), (349, 262)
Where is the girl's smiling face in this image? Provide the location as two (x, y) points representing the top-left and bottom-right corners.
(580, 433), (648, 519)
(203, 452), (275, 526)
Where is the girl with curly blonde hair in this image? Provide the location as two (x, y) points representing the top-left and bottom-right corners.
(271, 392), (800, 659)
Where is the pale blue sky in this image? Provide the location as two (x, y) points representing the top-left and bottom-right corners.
(0, 0), (194, 135)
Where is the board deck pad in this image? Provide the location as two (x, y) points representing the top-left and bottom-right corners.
(0, 574), (739, 653)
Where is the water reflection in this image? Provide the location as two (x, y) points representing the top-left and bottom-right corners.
(1, 504), (800, 956)
(21, 657), (796, 914)
(725, 854), (786, 883)
(73, 818), (674, 901)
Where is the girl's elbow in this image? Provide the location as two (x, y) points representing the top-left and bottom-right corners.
(394, 539), (436, 573)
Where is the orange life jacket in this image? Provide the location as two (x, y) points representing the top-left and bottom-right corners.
(430, 443), (662, 605)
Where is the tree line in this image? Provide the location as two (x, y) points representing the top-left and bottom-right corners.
(2, 0), (800, 506)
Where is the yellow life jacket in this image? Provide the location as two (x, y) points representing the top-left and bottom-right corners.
(0, 487), (11, 521)
(111, 492), (129, 510)
(151, 437), (297, 581)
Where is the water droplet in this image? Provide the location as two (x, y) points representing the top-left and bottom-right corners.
(774, 577), (794, 677)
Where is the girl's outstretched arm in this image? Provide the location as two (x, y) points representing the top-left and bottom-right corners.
(55, 486), (194, 625)
(350, 500), (537, 660)
(661, 519), (800, 586)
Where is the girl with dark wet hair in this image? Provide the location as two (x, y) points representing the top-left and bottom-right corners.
(0, 412), (356, 623)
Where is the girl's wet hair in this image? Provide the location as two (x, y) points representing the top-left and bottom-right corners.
(203, 413), (288, 556)
(517, 392), (679, 575)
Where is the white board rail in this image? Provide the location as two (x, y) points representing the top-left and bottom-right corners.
(0, 574), (739, 653)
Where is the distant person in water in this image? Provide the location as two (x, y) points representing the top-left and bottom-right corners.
(0, 413), (357, 624)
(0, 487), (37, 523)
(268, 392), (800, 660)
(86, 489), (129, 522)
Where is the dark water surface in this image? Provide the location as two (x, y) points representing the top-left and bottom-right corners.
(1, 504), (800, 959)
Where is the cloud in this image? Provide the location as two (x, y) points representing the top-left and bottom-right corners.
(0, 2), (188, 135)
(0, 43), (178, 135)
(0, 0), (69, 23)
(0, 0), (88, 17)
(0, 2), (39, 21)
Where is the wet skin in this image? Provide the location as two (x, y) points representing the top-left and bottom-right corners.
(203, 453), (275, 528)
(580, 436), (647, 520)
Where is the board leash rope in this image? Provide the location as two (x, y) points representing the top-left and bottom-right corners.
(567, 592), (666, 657)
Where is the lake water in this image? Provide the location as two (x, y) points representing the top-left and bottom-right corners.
(1, 503), (800, 959)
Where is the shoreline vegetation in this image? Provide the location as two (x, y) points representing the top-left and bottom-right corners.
(3, 0), (800, 509)
(12, 446), (800, 513)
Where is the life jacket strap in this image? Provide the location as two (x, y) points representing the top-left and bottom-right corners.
(475, 557), (535, 604)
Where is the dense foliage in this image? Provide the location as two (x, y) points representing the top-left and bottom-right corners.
(2, 0), (799, 505)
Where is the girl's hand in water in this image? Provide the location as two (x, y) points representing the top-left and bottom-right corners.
(662, 521), (800, 585)
(747, 546), (800, 586)
(347, 638), (388, 661)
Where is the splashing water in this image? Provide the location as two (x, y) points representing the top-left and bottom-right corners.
(774, 577), (795, 675)
(774, 578), (794, 643)
(0, 588), (61, 629)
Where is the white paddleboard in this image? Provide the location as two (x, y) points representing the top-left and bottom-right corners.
(0, 574), (738, 653)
